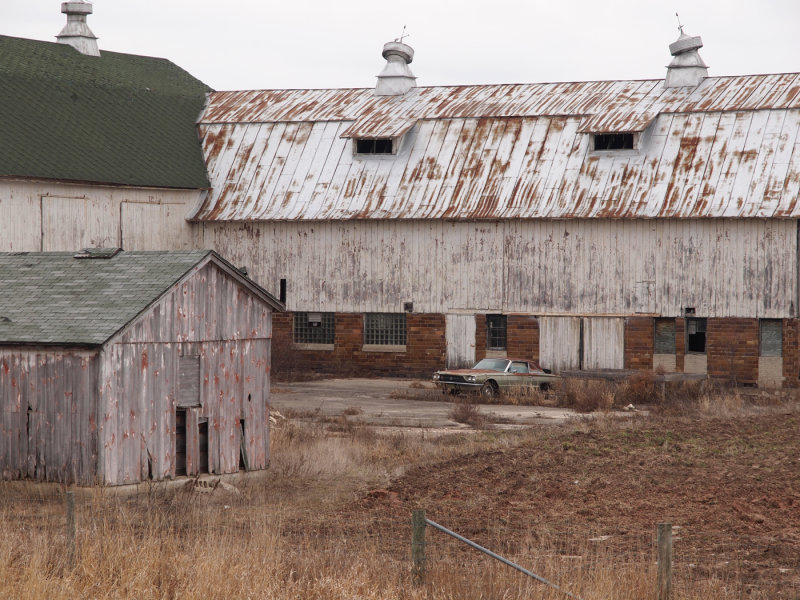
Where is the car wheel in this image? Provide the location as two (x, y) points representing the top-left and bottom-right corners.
(480, 381), (498, 400)
(539, 382), (551, 392)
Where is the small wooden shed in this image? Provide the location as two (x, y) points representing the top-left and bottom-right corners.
(0, 249), (283, 485)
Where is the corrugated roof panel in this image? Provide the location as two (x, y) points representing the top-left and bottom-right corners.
(192, 74), (800, 221)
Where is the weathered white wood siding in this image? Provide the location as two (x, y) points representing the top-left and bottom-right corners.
(582, 318), (625, 369)
(445, 314), (476, 368)
(0, 349), (99, 484)
(0, 181), (202, 252)
(98, 261), (273, 485)
(200, 218), (797, 318)
(539, 317), (581, 372)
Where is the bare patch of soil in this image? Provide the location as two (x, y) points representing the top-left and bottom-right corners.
(342, 410), (800, 594)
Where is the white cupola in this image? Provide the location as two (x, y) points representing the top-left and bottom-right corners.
(665, 30), (708, 88)
(56, 1), (100, 57)
(375, 41), (417, 96)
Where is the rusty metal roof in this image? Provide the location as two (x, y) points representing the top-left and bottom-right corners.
(193, 74), (800, 220)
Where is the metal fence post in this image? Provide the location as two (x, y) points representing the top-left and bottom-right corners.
(657, 523), (672, 600)
(66, 491), (76, 569)
(412, 509), (427, 585)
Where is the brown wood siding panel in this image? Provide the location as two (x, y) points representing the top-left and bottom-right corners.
(0, 349), (98, 484)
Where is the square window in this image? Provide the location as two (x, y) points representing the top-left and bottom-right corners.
(686, 318), (707, 354)
(760, 319), (782, 357)
(593, 133), (634, 151)
(364, 313), (406, 346)
(654, 318), (676, 354)
(355, 138), (394, 155)
(486, 314), (507, 351)
(293, 312), (335, 344)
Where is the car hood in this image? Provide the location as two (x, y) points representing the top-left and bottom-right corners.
(436, 369), (503, 375)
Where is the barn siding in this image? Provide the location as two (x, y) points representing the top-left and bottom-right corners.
(97, 261), (272, 485)
(201, 218), (797, 318)
(0, 349), (99, 484)
(0, 181), (202, 252)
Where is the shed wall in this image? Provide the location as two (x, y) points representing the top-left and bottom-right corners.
(0, 349), (99, 484)
(98, 261), (273, 485)
(201, 218), (797, 318)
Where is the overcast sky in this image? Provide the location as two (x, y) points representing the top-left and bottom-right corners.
(4, 1), (800, 91)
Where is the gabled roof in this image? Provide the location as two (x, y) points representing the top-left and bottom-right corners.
(0, 35), (211, 189)
(0, 250), (283, 346)
(192, 75), (800, 220)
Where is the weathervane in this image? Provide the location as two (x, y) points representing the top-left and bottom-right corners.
(396, 25), (409, 44)
(675, 12), (684, 35)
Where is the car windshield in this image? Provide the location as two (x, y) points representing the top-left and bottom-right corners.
(472, 358), (510, 372)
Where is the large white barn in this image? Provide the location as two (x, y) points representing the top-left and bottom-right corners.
(3, 3), (799, 386)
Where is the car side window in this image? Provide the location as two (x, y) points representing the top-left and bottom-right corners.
(510, 362), (528, 374)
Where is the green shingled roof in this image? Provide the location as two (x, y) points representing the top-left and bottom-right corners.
(0, 250), (213, 345)
(0, 35), (211, 188)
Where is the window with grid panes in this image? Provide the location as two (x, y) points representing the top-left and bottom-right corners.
(486, 314), (507, 350)
(759, 319), (782, 357)
(654, 318), (676, 354)
(364, 313), (406, 346)
(293, 312), (335, 344)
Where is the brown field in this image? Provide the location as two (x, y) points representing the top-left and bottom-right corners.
(1, 383), (799, 599)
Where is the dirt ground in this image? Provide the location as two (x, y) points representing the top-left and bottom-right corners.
(338, 408), (800, 595)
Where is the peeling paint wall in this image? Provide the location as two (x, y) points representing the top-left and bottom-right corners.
(0, 180), (203, 252)
(1, 262), (273, 486)
(99, 261), (272, 485)
(200, 218), (797, 319)
(0, 349), (99, 484)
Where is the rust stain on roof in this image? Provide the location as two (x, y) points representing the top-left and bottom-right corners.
(190, 74), (800, 222)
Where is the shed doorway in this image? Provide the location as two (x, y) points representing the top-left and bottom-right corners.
(175, 408), (187, 477)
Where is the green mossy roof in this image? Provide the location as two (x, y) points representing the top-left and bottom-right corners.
(0, 35), (211, 189)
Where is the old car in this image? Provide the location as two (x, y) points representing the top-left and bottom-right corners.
(433, 358), (558, 399)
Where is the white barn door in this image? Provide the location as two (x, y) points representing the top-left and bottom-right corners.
(539, 317), (581, 373)
(582, 317), (625, 369)
(446, 314), (476, 368)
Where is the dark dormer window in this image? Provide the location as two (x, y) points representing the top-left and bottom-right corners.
(356, 138), (394, 154)
(594, 133), (634, 151)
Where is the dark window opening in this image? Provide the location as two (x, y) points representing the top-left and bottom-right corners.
(364, 313), (406, 346)
(175, 408), (187, 477)
(356, 138), (394, 154)
(594, 133), (634, 151)
(279, 278), (287, 304)
(294, 311), (335, 344)
(686, 318), (707, 354)
(654, 318), (676, 354)
(486, 314), (507, 351)
(760, 319), (782, 357)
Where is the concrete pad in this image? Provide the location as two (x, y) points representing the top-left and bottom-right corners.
(270, 378), (578, 429)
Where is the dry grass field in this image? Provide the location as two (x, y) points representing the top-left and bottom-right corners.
(1, 381), (798, 599)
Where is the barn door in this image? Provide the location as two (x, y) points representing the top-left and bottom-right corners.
(539, 317), (625, 372)
(445, 314), (476, 368)
(582, 317), (625, 369)
(539, 317), (581, 372)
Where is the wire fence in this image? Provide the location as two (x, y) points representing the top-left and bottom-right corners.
(1, 482), (797, 599)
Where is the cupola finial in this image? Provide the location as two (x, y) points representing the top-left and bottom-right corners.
(375, 31), (417, 97)
(664, 20), (707, 88)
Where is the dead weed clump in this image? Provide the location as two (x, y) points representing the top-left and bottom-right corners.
(564, 379), (616, 413)
(448, 399), (489, 429)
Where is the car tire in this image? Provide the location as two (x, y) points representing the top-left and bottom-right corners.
(480, 381), (498, 400)
(539, 382), (551, 392)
